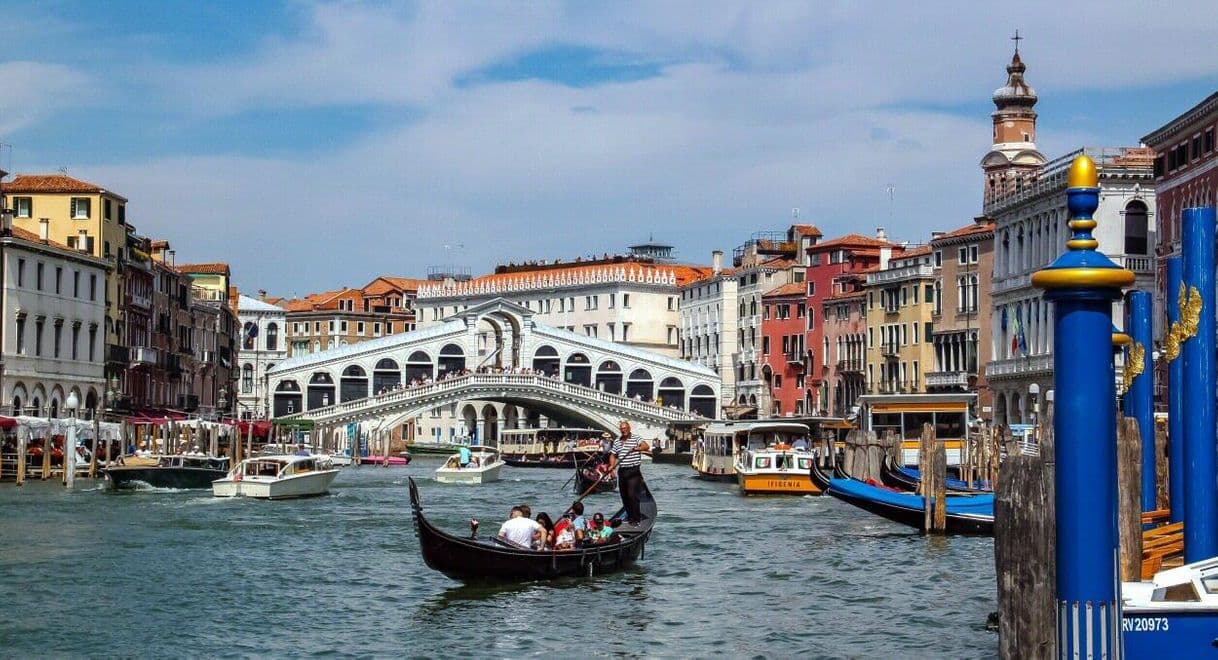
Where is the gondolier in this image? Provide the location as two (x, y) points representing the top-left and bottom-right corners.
(608, 420), (650, 524)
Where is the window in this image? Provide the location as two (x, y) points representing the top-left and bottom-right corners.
(16, 259), (24, 287)
(13, 197), (31, 218)
(55, 267), (62, 294)
(53, 322), (62, 358)
(623, 294), (631, 308)
(609, 293), (616, 309)
(71, 325), (80, 360)
(807, 281), (816, 296)
(667, 296), (675, 311)
(35, 263), (43, 291)
(1124, 201), (1149, 255)
(357, 322), (365, 335)
(89, 274), (97, 301)
(242, 364), (254, 393)
(266, 323), (279, 351)
(925, 322), (933, 342)
(622, 324), (630, 341)
(34, 318), (43, 357)
(958, 247), (967, 264)
(933, 250), (942, 268)
(763, 336), (771, 354)
(88, 325), (97, 361)
(15, 317), (25, 354)
(374, 322), (381, 335)
(1206, 128), (1215, 154)
(71, 197), (91, 219)
(969, 245), (979, 263)
(104, 241), (111, 257)
(104, 199), (112, 220)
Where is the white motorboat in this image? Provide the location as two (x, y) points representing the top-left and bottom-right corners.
(212, 455), (340, 499)
(434, 447), (504, 484)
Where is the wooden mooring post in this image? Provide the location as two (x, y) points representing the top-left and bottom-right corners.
(918, 423), (947, 534)
(994, 403), (1055, 659)
(1117, 416), (1145, 581)
(15, 431), (27, 486)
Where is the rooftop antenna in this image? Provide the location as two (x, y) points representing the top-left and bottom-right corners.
(885, 184), (895, 225)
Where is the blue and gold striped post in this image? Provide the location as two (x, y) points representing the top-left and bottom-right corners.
(1032, 155), (1132, 658)
(1181, 207), (1217, 562)
(1123, 289), (1154, 513)
(1165, 255), (1184, 523)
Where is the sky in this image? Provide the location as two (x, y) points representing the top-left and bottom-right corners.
(2, 1), (1217, 296)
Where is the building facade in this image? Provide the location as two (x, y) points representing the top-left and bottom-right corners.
(0, 226), (109, 417)
(277, 286), (417, 358)
(864, 247), (935, 395)
(760, 283), (807, 416)
(678, 250), (738, 404)
(236, 294), (288, 419)
(927, 222), (995, 415)
(980, 49), (1155, 425)
(821, 276), (868, 417)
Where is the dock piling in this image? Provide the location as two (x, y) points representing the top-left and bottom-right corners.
(1181, 206), (1217, 562)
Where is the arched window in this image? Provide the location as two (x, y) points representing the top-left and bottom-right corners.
(266, 323), (279, 351)
(563, 353), (592, 387)
(626, 368), (654, 401)
(532, 345), (560, 377)
(657, 376), (685, 409)
(404, 351), (432, 383)
(273, 379), (302, 417)
(438, 343), (465, 375)
(595, 360), (623, 394)
(340, 364), (369, 402)
(689, 384), (717, 417)
(374, 358), (401, 392)
(242, 363), (254, 393)
(1124, 200), (1149, 254)
(243, 322), (256, 350)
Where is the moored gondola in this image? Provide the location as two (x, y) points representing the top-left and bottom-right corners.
(878, 456), (993, 494)
(409, 476), (654, 581)
(812, 464), (994, 535)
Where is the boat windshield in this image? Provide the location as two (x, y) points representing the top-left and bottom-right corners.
(245, 460), (284, 477)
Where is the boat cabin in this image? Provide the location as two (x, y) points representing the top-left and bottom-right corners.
(499, 428), (604, 455)
(156, 455), (229, 470)
(856, 393), (976, 466)
(237, 456), (322, 479)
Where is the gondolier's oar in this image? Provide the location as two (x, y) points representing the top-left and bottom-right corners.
(565, 445), (650, 514)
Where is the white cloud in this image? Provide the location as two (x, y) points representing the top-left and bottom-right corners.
(0, 61), (94, 135)
(6, 0), (1218, 294)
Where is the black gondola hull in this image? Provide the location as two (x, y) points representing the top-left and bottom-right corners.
(103, 466), (227, 489)
(409, 477), (655, 581)
(575, 471), (617, 494)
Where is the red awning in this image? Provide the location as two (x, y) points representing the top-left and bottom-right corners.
(235, 420), (273, 439)
(0, 416), (16, 429)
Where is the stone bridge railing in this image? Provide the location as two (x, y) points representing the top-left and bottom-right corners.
(280, 373), (705, 427)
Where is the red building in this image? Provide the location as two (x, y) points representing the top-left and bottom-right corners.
(1143, 91), (1218, 259)
(760, 282), (808, 416)
(804, 231), (902, 414)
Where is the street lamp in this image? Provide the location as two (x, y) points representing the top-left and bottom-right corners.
(65, 391), (80, 489)
(217, 386), (228, 418)
(1028, 382), (1041, 444)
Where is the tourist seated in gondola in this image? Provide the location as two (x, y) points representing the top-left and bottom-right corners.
(552, 514), (576, 550)
(569, 501), (588, 545)
(535, 512), (556, 549)
(497, 505), (544, 549)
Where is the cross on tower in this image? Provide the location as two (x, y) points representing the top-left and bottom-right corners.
(1011, 29), (1023, 53)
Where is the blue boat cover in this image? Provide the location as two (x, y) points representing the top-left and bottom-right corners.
(828, 478), (995, 517)
(898, 465), (992, 491)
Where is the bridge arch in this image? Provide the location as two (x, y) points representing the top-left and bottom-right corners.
(563, 352), (592, 387)
(532, 345), (560, 377)
(657, 376), (685, 410)
(308, 372), (336, 410)
(595, 360), (623, 394)
(340, 365), (368, 402)
(274, 379), (302, 417)
(690, 384), (716, 417)
(404, 351), (432, 384)
(481, 403), (499, 445)
(626, 368), (654, 401)
(374, 358), (401, 393)
(438, 343), (466, 376)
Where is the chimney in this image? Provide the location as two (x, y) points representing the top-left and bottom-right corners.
(879, 246), (892, 271)
(931, 231), (945, 241)
(875, 227), (887, 241)
(712, 250), (723, 275)
(39, 218), (49, 242)
(258, 289), (267, 300)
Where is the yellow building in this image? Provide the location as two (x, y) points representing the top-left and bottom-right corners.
(863, 246), (936, 394)
(3, 174), (130, 349)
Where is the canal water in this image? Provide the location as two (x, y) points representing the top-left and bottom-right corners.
(0, 459), (996, 657)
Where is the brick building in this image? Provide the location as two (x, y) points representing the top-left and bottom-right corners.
(927, 221), (995, 415)
(760, 282), (808, 416)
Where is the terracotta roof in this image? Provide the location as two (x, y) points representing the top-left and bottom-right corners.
(895, 246), (932, 259)
(7, 226), (72, 251)
(362, 276), (426, 295)
(763, 282), (806, 298)
(824, 290), (866, 301)
(810, 233), (900, 251)
(177, 262), (230, 276)
(683, 267), (738, 287)
(932, 222), (995, 243)
(3, 174), (126, 201)
(791, 224), (824, 238)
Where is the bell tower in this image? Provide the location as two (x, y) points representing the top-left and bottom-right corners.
(980, 31), (1047, 206)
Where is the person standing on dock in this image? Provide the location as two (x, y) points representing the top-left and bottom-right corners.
(608, 421), (649, 524)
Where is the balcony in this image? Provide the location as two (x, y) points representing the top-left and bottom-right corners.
(880, 343), (900, 359)
(986, 354), (1053, 378)
(131, 346), (158, 366)
(126, 292), (152, 309)
(1111, 254), (1154, 276)
(867, 263), (934, 285)
(836, 359), (864, 374)
(107, 344), (130, 365)
(992, 273), (1033, 296)
(926, 371), (972, 388)
(786, 350), (806, 365)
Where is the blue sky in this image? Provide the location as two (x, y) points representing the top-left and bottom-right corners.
(3, 1), (1217, 295)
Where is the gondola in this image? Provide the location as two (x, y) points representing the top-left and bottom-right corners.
(409, 476), (655, 581)
(878, 456), (993, 494)
(573, 454), (617, 494)
(812, 464), (994, 535)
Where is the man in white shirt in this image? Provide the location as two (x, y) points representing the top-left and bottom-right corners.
(498, 505), (544, 549)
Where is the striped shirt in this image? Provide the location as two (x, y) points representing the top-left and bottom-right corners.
(611, 436), (644, 469)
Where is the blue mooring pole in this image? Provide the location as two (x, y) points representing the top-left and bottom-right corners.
(1032, 155), (1132, 658)
(1181, 207), (1217, 563)
(1124, 290), (1154, 513)
(1166, 255), (1184, 523)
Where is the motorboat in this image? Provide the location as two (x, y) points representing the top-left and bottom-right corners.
(694, 421), (811, 484)
(735, 442), (821, 495)
(409, 476), (655, 581)
(104, 454), (230, 490)
(1123, 556), (1218, 656)
(212, 455), (340, 499)
(256, 443), (350, 467)
(434, 447), (504, 484)
(358, 453), (411, 466)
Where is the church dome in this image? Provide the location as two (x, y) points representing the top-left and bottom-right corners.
(992, 51), (1037, 107)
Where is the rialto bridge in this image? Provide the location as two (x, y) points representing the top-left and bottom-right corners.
(267, 299), (718, 440)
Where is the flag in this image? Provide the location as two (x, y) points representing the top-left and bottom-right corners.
(1011, 308), (1021, 356)
(1018, 307), (1028, 355)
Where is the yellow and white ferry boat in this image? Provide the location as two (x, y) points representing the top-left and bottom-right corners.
(732, 422), (821, 495)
